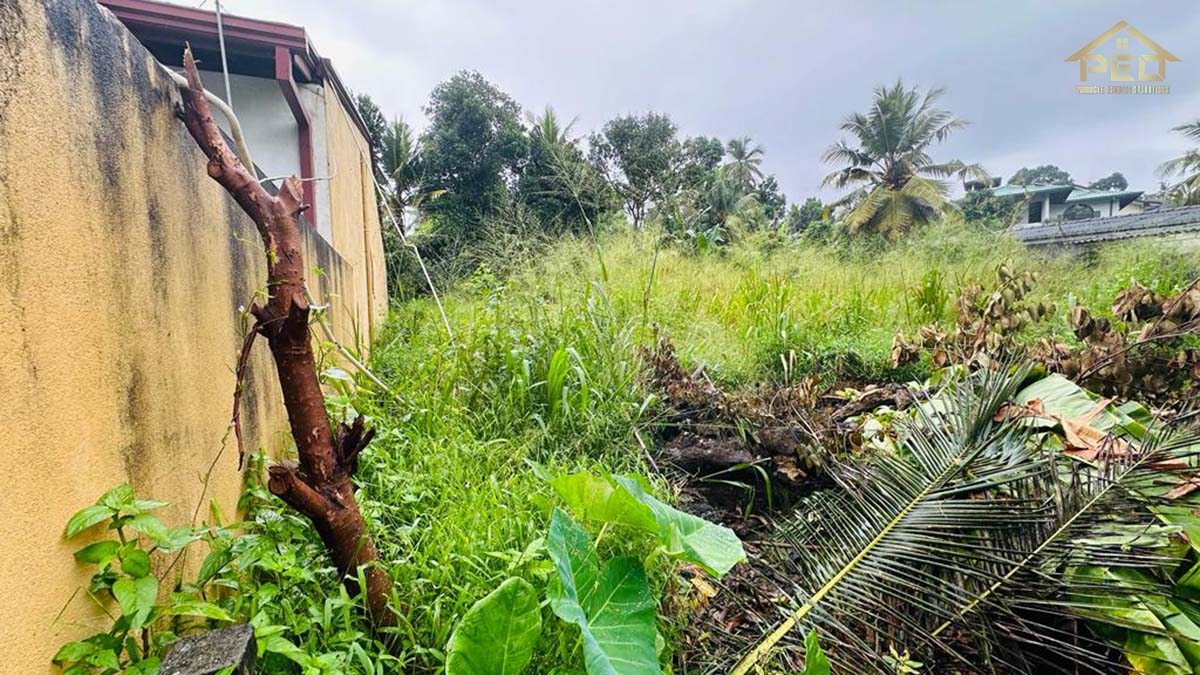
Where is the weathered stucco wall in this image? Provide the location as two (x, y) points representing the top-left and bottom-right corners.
(0, 1), (383, 671)
(323, 84), (389, 340)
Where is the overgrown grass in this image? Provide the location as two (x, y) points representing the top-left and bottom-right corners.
(515, 220), (1196, 385)
(233, 219), (1197, 673)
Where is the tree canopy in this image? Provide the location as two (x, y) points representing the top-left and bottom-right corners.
(419, 71), (528, 237)
(517, 107), (613, 234)
(822, 80), (985, 239)
(588, 112), (682, 227)
(1087, 172), (1128, 191)
(724, 137), (765, 192)
(1008, 164), (1072, 186)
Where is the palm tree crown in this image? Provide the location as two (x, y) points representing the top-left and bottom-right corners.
(1158, 120), (1200, 205)
(528, 106), (576, 149)
(724, 136), (765, 191)
(822, 81), (985, 239)
(381, 117), (420, 210)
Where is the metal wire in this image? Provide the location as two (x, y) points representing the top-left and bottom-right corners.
(214, 0), (234, 109)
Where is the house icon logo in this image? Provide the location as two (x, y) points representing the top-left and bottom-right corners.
(1066, 21), (1178, 94)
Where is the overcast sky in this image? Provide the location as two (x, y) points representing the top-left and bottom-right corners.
(209, 0), (1200, 202)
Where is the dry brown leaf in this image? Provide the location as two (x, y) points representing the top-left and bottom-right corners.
(690, 576), (718, 600)
(1164, 478), (1200, 501)
(994, 397), (1047, 422)
(1058, 398), (1140, 461)
(774, 455), (806, 482)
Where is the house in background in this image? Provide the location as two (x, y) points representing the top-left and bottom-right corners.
(989, 182), (1153, 225)
(962, 176), (1200, 248)
(99, 0), (387, 334)
(99, 0), (373, 244)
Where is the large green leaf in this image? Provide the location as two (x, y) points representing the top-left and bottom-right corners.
(551, 472), (745, 578)
(446, 577), (542, 675)
(550, 472), (658, 532)
(1015, 374), (1147, 438)
(1071, 566), (1200, 674)
(801, 630), (830, 675)
(547, 509), (659, 675)
(614, 476), (745, 577)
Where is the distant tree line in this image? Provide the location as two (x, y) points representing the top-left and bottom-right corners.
(354, 70), (1200, 293)
(355, 71), (830, 293)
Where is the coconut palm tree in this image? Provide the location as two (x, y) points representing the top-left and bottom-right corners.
(1158, 120), (1200, 205)
(379, 116), (423, 227)
(705, 166), (761, 230)
(724, 136), (765, 191)
(822, 81), (986, 239)
(528, 106), (575, 149)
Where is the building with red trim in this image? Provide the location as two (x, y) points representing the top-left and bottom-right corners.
(99, 0), (375, 243)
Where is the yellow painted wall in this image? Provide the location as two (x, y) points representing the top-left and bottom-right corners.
(322, 86), (389, 342)
(0, 0), (385, 671)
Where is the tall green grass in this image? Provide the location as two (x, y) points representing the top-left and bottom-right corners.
(234, 220), (1196, 673)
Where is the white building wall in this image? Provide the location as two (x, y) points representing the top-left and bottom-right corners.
(195, 70), (333, 242)
(1049, 198), (1117, 220)
(299, 83), (331, 238)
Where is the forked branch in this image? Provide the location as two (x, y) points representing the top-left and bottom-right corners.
(176, 45), (395, 627)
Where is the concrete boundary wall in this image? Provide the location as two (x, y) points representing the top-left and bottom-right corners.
(0, 0), (379, 670)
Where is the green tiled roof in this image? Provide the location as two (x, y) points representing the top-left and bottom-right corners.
(988, 183), (1074, 198)
(984, 183), (1145, 207)
(1064, 188), (1144, 203)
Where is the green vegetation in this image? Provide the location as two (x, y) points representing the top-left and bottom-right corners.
(55, 218), (1198, 674)
(820, 81), (985, 239)
(355, 224), (1193, 673)
(55, 485), (226, 674)
(1160, 119), (1200, 205)
(55, 61), (1200, 674)
(731, 368), (1200, 674)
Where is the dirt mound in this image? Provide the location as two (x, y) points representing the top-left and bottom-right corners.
(641, 334), (912, 525)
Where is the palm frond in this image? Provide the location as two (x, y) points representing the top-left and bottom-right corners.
(731, 365), (1036, 673)
(1172, 119), (1200, 143)
(822, 81), (980, 237)
(730, 367), (1200, 674)
(843, 185), (891, 233)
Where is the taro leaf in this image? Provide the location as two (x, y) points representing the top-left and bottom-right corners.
(445, 577), (542, 675)
(112, 575), (158, 630)
(614, 476), (746, 577)
(802, 629), (830, 675)
(547, 509), (659, 675)
(551, 472), (745, 578)
(550, 472), (659, 533)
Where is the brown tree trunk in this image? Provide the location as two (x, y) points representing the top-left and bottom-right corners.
(176, 46), (394, 627)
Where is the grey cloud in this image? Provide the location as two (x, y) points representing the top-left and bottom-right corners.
(221, 0), (1200, 202)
